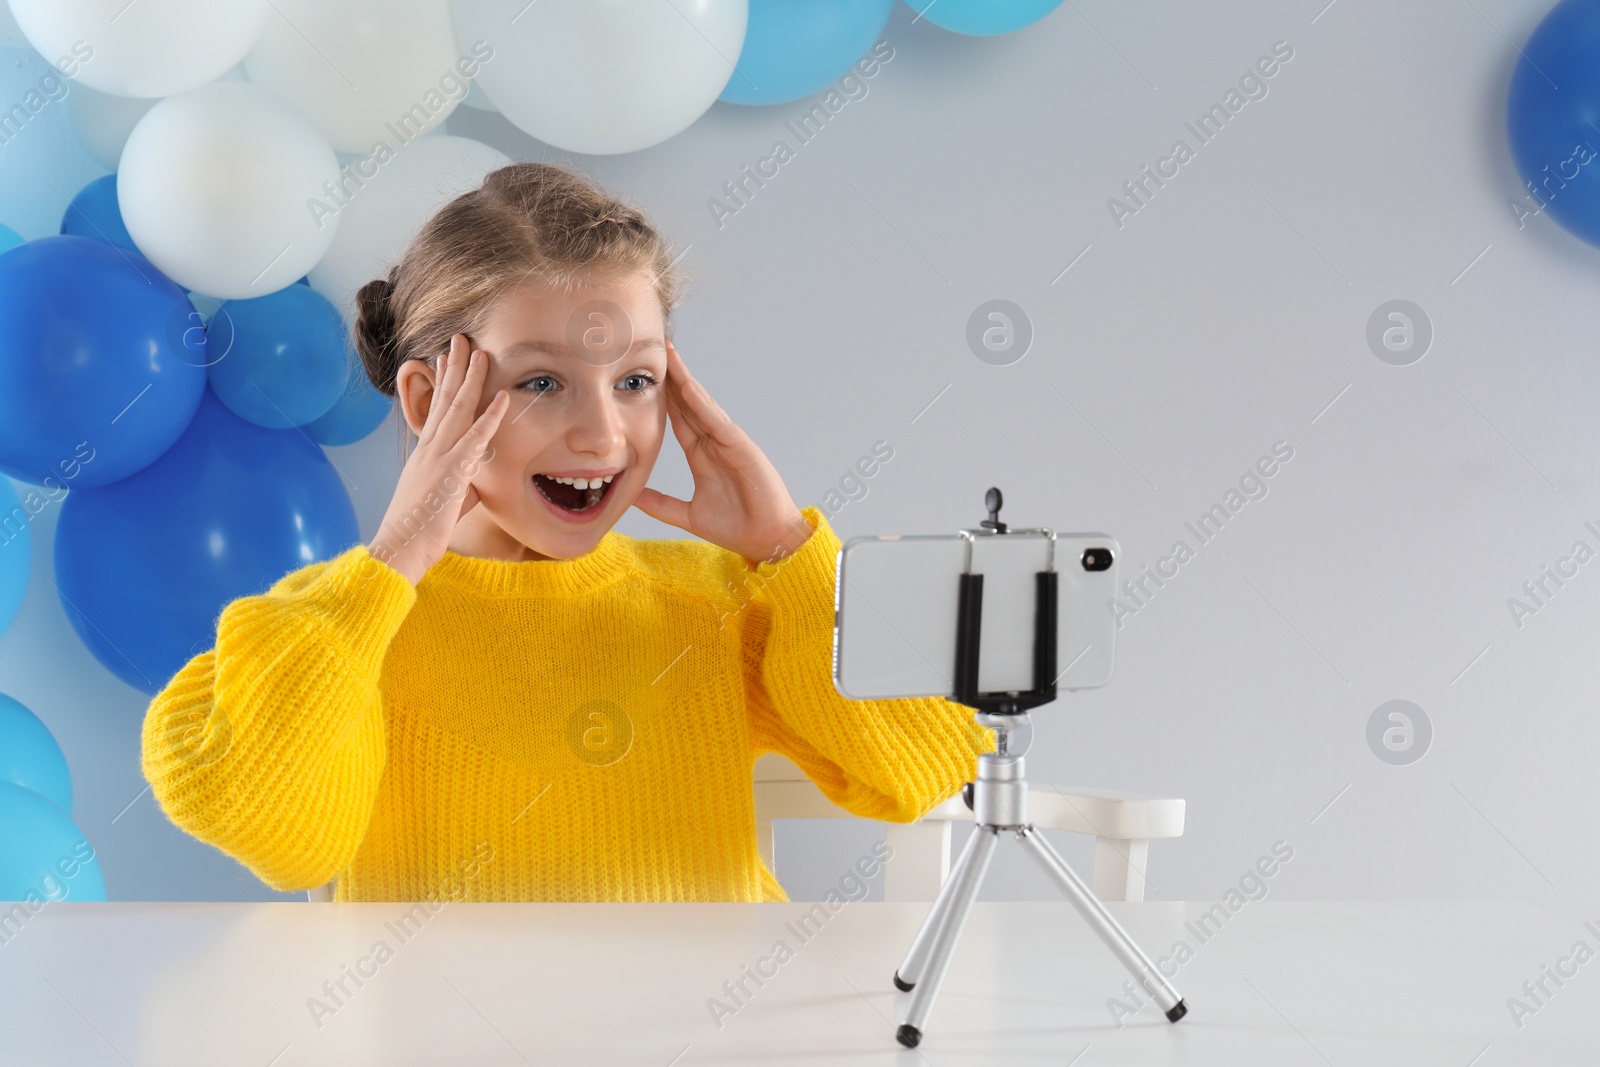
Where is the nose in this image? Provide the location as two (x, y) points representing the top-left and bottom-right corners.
(566, 380), (629, 458)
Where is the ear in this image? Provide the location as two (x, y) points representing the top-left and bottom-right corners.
(395, 357), (438, 436)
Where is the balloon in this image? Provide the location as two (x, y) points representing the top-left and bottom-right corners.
(1507, 0), (1600, 247)
(0, 694), (71, 813)
(64, 81), (159, 170)
(208, 285), (350, 429)
(304, 358), (395, 447)
(0, 235), (207, 487)
(0, 781), (105, 902)
(0, 224), (18, 256)
(117, 82), (342, 298)
(0, 3), (28, 49)
(54, 386), (360, 694)
(899, 0), (1063, 35)
(7, 0), (270, 97)
(453, 0), (747, 155)
(243, 0), (465, 153)
(0, 477), (29, 637)
(59, 174), (136, 251)
(0, 47), (104, 240)
(308, 134), (510, 321)
(720, 0), (894, 106)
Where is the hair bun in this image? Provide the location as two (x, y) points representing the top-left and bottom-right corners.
(354, 273), (402, 397)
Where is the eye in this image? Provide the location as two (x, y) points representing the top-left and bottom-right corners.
(515, 373), (660, 396)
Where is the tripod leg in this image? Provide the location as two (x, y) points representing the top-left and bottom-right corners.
(896, 826), (1000, 1048)
(1014, 825), (1187, 1022)
(894, 815), (986, 991)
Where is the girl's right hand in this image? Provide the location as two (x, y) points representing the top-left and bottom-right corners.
(368, 334), (510, 586)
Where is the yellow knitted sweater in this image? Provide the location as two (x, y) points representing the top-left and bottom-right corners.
(141, 505), (995, 902)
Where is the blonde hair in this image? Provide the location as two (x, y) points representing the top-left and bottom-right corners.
(351, 161), (688, 465)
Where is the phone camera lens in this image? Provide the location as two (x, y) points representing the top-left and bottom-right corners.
(1081, 547), (1113, 572)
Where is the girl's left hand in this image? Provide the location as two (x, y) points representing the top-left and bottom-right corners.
(632, 341), (812, 568)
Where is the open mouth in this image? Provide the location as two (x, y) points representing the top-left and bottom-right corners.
(533, 472), (619, 513)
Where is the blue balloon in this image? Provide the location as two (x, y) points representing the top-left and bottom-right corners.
(54, 385), (360, 695)
(0, 694), (72, 813)
(208, 285), (350, 429)
(1507, 0), (1600, 247)
(0, 781), (105, 902)
(900, 0), (1062, 35)
(0, 235), (207, 487)
(0, 224), (23, 255)
(0, 477), (29, 637)
(59, 174), (137, 252)
(303, 356), (394, 447)
(720, 0), (895, 106)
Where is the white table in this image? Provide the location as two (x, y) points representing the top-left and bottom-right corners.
(2, 900), (1596, 1064)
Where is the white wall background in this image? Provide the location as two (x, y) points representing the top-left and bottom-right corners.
(3, 0), (1596, 921)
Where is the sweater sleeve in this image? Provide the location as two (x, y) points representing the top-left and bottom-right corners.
(140, 543), (417, 892)
(739, 506), (996, 824)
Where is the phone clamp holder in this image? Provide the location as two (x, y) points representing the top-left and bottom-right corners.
(889, 487), (1187, 1048)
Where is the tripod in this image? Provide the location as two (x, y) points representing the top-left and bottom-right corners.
(888, 490), (1187, 1048)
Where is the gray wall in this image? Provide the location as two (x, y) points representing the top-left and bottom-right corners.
(3, 0), (1594, 918)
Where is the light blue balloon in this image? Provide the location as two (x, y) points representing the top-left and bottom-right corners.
(900, 0), (1063, 35)
(59, 174), (137, 252)
(720, 0), (896, 106)
(0, 694), (71, 813)
(0, 477), (29, 637)
(0, 224), (23, 255)
(0, 781), (106, 902)
(0, 49), (102, 241)
(303, 355), (394, 447)
(208, 284), (350, 429)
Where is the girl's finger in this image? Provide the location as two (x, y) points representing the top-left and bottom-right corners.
(452, 388), (508, 481)
(417, 335), (466, 446)
(459, 387), (509, 451)
(663, 346), (721, 442)
(631, 485), (692, 532)
(666, 342), (740, 447)
(437, 344), (492, 444)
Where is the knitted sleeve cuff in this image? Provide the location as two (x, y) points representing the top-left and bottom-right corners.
(281, 543), (419, 674)
(749, 506), (837, 620)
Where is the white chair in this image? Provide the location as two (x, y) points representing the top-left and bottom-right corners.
(752, 752), (1184, 903)
(306, 753), (1184, 903)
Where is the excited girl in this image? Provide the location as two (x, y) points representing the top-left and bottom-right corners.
(141, 162), (993, 903)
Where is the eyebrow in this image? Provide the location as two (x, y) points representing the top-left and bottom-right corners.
(500, 338), (666, 360)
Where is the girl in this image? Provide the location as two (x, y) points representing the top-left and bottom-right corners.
(141, 162), (994, 903)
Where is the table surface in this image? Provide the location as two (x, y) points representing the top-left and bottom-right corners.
(2, 898), (1597, 1065)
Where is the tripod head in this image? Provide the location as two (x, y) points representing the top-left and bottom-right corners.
(981, 486), (1007, 534)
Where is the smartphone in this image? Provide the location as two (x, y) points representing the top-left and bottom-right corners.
(831, 529), (1119, 701)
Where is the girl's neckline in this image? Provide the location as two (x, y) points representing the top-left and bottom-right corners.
(425, 531), (634, 597)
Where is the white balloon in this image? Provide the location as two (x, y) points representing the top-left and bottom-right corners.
(8, 0), (270, 97)
(451, 0), (746, 155)
(118, 82), (341, 298)
(64, 60), (246, 169)
(243, 0), (471, 154)
(308, 135), (510, 322)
